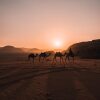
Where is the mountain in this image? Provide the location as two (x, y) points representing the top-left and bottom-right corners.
(68, 39), (100, 59)
(0, 45), (23, 53)
(0, 45), (42, 54)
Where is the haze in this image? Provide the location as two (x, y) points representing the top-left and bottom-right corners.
(0, 0), (100, 50)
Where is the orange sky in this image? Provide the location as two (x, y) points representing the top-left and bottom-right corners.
(0, 0), (100, 50)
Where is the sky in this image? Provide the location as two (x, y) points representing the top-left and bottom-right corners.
(0, 0), (100, 50)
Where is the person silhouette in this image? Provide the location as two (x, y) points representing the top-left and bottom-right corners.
(69, 48), (73, 55)
(65, 48), (74, 63)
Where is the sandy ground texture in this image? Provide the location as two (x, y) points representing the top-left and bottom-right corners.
(0, 58), (100, 100)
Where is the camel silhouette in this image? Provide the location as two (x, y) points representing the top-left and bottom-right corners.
(39, 52), (51, 62)
(65, 48), (74, 63)
(52, 52), (65, 64)
(28, 53), (38, 63)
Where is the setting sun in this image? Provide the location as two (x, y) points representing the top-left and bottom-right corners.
(53, 39), (63, 48)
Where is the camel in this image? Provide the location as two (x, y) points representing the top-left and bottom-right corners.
(64, 48), (74, 63)
(39, 52), (51, 62)
(52, 52), (65, 64)
(28, 53), (38, 63)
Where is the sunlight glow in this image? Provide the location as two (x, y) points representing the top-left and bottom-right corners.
(53, 39), (62, 48)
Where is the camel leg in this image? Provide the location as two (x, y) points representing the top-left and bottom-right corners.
(68, 56), (69, 61)
(54, 57), (57, 63)
(60, 57), (63, 63)
(73, 57), (74, 63)
(33, 58), (34, 64)
(60, 58), (61, 64)
(44, 57), (46, 62)
(68, 56), (70, 63)
(65, 57), (67, 64)
(52, 57), (56, 65)
(62, 57), (65, 65)
(43, 57), (45, 62)
(62, 57), (66, 67)
(42, 57), (43, 62)
(39, 57), (41, 62)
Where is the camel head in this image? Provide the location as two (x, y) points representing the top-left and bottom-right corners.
(35, 53), (38, 57)
(46, 52), (51, 57)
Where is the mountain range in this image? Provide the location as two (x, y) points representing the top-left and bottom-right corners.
(0, 45), (43, 54)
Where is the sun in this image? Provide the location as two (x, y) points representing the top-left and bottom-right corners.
(53, 39), (62, 48)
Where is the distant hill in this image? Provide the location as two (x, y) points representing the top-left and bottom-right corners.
(0, 45), (42, 54)
(22, 48), (43, 53)
(68, 39), (100, 59)
(0, 45), (23, 53)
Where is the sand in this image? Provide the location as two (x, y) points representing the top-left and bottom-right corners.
(0, 58), (100, 100)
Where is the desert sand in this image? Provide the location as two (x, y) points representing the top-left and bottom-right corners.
(0, 57), (100, 100)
